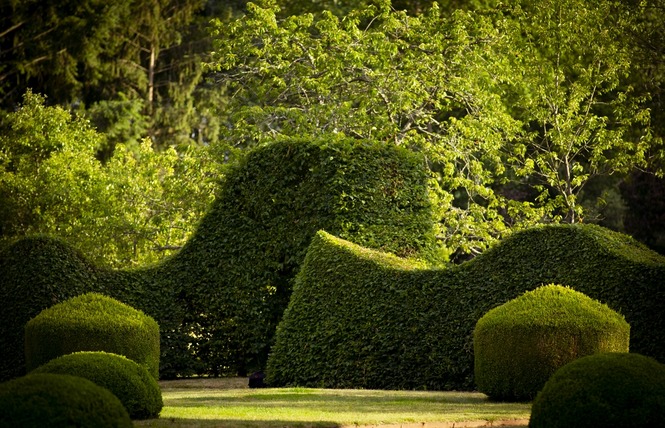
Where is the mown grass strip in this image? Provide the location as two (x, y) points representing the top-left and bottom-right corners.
(135, 379), (530, 428)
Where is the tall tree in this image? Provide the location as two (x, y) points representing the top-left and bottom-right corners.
(0, 0), (227, 155)
(0, 0), (131, 107)
(504, 0), (653, 223)
(206, 0), (537, 258)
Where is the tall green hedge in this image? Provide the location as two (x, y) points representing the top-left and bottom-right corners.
(160, 137), (440, 376)
(0, 237), (102, 381)
(267, 224), (665, 390)
(0, 137), (439, 380)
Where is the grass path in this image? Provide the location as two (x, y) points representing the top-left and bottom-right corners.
(135, 378), (531, 428)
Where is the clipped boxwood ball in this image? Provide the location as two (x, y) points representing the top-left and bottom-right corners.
(0, 373), (132, 427)
(32, 351), (163, 419)
(25, 292), (160, 379)
(474, 284), (629, 401)
(530, 352), (665, 428)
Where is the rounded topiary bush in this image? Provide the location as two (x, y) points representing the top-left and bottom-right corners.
(529, 352), (665, 428)
(0, 373), (132, 427)
(32, 351), (163, 419)
(25, 292), (160, 379)
(474, 284), (630, 401)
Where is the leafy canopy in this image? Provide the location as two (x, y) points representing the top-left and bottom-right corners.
(0, 91), (216, 268)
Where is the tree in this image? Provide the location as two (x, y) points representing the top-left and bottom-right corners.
(0, 0), (131, 107)
(206, 0), (540, 258)
(0, 91), (217, 268)
(504, 0), (653, 223)
(0, 0), (227, 155)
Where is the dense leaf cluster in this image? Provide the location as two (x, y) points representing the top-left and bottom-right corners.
(267, 224), (665, 390)
(474, 284), (630, 401)
(159, 136), (441, 375)
(0, 137), (439, 380)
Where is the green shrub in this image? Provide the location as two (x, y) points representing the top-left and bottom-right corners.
(1, 136), (439, 380)
(0, 373), (132, 427)
(474, 285), (630, 401)
(0, 236), (100, 381)
(267, 225), (665, 390)
(32, 351), (163, 419)
(529, 353), (665, 428)
(25, 292), (160, 379)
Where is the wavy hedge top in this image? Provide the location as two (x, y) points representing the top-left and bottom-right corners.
(0, 137), (440, 380)
(267, 224), (665, 390)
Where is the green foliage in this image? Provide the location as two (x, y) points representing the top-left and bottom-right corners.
(32, 351), (163, 419)
(0, 373), (132, 428)
(473, 285), (630, 401)
(0, 0), (218, 150)
(0, 136), (438, 380)
(161, 136), (441, 375)
(267, 224), (665, 390)
(504, 0), (653, 223)
(0, 236), (101, 381)
(0, 92), (217, 268)
(529, 353), (665, 428)
(206, 0), (539, 256)
(24, 292), (160, 379)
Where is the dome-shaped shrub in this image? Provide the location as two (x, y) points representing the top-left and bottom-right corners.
(25, 292), (160, 379)
(32, 351), (163, 419)
(474, 284), (629, 401)
(0, 373), (132, 427)
(529, 352), (665, 427)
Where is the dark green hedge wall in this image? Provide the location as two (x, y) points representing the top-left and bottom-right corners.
(267, 224), (665, 390)
(0, 137), (439, 380)
(0, 237), (102, 381)
(160, 137), (440, 376)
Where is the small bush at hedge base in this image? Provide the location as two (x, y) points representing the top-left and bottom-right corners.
(0, 373), (132, 427)
(529, 352), (665, 428)
(33, 351), (163, 419)
(474, 285), (630, 402)
(25, 292), (160, 379)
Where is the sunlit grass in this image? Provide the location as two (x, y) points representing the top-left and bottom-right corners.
(134, 378), (531, 427)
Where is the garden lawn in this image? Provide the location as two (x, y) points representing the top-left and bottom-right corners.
(134, 378), (531, 428)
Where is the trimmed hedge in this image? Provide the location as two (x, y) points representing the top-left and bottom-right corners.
(0, 137), (439, 380)
(159, 136), (440, 376)
(267, 224), (665, 390)
(25, 292), (160, 379)
(0, 373), (132, 427)
(32, 351), (163, 419)
(474, 285), (630, 401)
(529, 353), (665, 428)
